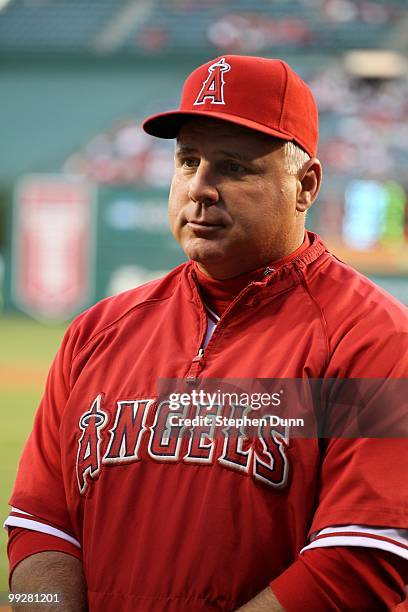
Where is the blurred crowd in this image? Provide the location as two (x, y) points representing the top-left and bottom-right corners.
(135, 0), (405, 54)
(311, 68), (408, 180)
(1, 0), (405, 54)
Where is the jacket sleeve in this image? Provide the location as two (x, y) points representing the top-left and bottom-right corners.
(309, 299), (408, 534)
(270, 546), (408, 611)
(4, 323), (82, 554)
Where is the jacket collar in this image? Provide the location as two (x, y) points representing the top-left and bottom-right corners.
(181, 232), (327, 306)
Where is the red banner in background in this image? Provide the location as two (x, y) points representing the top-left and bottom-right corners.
(12, 175), (95, 321)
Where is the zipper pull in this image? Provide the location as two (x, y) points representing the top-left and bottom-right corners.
(192, 348), (204, 362)
(186, 348), (204, 383)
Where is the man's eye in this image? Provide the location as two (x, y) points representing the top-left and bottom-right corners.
(224, 160), (245, 174)
(182, 158), (199, 168)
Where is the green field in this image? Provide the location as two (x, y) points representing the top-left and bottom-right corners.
(0, 316), (68, 592)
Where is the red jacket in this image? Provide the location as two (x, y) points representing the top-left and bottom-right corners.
(6, 232), (408, 610)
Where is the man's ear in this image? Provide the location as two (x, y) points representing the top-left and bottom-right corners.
(296, 158), (323, 213)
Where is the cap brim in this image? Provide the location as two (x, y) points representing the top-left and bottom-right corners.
(142, 109), (295, 144)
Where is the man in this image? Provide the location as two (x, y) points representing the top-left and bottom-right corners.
(6, 56), (408, 611)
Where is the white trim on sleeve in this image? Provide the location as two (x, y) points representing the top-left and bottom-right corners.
(10, 506), (33, 517)
(4, 515), (81, 549)
(301, 525), (408, 561)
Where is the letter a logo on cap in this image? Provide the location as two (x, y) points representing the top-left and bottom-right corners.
(194, 57), (231, 106)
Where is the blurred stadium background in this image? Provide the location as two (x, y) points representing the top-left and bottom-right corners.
(0, 0), (407, 603)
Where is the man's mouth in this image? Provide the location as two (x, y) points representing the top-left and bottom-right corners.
(186, 220), (225, 236)
(188, 221), (224, 227)
(187, 219), (225, 228)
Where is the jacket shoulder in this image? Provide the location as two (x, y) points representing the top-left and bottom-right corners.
(303, 251), (408, 375)
(307, 252), (408, 331)
(65, 263), (188, 357)
(303, 251), (407, 375)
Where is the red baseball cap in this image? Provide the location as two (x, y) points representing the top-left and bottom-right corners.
(142, 55), (318, 157)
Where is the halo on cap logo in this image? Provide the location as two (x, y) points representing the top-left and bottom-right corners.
(194, 57), (231, 106)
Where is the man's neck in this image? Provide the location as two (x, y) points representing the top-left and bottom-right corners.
(196, 232), (309, 281)
(194, 232), (310, 316)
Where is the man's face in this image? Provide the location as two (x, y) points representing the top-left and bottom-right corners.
(168, 117), (304, 279)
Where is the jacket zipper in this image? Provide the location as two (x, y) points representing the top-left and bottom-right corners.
(185, 271), (275, 382)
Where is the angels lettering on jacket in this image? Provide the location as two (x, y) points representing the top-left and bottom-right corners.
(76, 393), (290, 495)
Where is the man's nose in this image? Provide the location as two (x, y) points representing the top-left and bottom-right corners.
(188, 164), (219, 206)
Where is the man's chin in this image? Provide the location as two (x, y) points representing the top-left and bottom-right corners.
(186, 249), (236, 280)
(183, 239), (227, 265)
